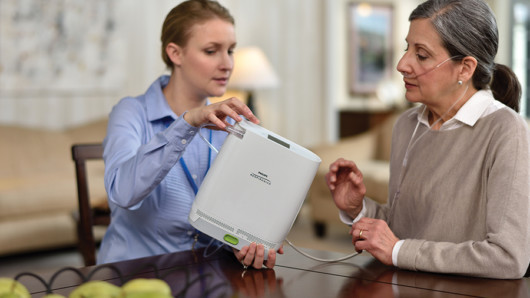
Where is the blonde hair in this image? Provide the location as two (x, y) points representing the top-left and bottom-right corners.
(160, 0), (234, 69)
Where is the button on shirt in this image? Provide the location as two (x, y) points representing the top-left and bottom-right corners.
(97, 75), (228, 264)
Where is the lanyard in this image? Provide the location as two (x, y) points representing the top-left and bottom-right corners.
(179, 129), (212, 195)
(165, 118), (212, 195)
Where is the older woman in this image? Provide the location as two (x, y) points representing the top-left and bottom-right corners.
(327, 0), (529, 279)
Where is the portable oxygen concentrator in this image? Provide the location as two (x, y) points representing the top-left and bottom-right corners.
(188, 119), (321, 253)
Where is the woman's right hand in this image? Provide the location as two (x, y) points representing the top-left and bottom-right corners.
(184, 97), (259, 129)
(325, 158), (366, 219)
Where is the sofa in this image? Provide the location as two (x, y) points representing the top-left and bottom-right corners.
(0, 118), (108, 257)
(307, 112), (398, 237)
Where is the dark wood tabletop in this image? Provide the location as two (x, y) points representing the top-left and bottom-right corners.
(14, 246), (530, 297)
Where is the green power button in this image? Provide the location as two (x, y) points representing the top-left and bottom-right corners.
(223, 234), (239, 245)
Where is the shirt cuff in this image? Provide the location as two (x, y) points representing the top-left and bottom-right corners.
(392, 240), (404, 266)
(164, 114), (199, 149)
(338, 199), (366, 225)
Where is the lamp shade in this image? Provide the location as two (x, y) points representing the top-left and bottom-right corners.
(228, 46), (279, 90)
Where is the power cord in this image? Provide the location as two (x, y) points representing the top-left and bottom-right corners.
(284, 238), (359, 262)
(201, 237), (359, 263)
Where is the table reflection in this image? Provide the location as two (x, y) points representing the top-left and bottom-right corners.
(222, 263), (286, 298)
(160, 251), (286, 297)
(337, 260), (530, 298)
(16, 247), (530, 298)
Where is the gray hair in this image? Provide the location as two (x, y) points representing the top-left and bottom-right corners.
(410, 0), (520, 111)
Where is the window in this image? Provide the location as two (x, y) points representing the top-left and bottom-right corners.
(512, 0), (530, 116)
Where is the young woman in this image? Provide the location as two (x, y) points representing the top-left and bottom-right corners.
(98, 0), (282, 269)
(327, 0), (529, 278)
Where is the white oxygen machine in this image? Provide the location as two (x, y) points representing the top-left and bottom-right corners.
(188, 119), (321, 253)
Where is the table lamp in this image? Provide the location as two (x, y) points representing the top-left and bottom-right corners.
(228, 46), (279, 115)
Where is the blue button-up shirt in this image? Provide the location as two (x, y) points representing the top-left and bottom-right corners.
(97, 75), (228, 264)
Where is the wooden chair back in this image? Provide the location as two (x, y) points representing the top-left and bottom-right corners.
(71, 143), (110, 266)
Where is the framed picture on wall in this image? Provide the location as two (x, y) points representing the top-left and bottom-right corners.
(348, 3), (394, 95)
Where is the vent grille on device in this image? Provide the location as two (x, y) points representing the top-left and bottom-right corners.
(197, 209), (235, 232)
(236, 229), (275, 248)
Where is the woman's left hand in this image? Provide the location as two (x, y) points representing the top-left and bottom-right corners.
(233, 243), (284, 269)
(350, 218), (399, 266)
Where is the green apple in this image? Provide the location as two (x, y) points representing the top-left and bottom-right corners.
(68, 280), (121, 298)
(42, 294), (66, 298)
(121, 278), (171, 297)
(0, 278), (30, 298)
(122, 292), (172, 298)
(0, 294), (22, 298)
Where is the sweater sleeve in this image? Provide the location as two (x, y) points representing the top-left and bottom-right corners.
(396, 113), (530, 279)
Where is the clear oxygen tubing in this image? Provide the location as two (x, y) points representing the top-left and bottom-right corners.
(198, 124), (220, 154)
(198, 123), (247, 153)
(388, 83), (470, 226)
(401, 55), (462, 79)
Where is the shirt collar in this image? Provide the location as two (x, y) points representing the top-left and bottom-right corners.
(146, 75), (175, 122)
(453, 89), (493, 126)
(145, 75), (211, 123)
(416, 89), (494, 128)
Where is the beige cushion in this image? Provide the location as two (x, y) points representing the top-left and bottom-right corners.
(311, 131), (378, 179)
(0, 212), (77, 255)
(0, 118), (108, 219)
(0, 163), (106, 219)
(0, 118), (108, 255)
(307, 114), (397, 228)
(0, 126), (71, 178)
(357, 160), (390, 204)
(66, 119), (107, 144)
(374, 113), (398, 161)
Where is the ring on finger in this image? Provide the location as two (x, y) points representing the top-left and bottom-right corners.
(359, 229), (364, 239)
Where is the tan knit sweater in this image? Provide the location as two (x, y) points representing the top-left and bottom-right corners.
(365, 106), (530, 279)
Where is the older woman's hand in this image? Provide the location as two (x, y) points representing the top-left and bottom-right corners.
(184, 97), (259, 129)
(325, 158), (366, 219)
(350, 217), (399, 266)
(233, 243), (284, 269)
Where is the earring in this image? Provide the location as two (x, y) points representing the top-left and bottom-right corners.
(458, 80), (463, 85)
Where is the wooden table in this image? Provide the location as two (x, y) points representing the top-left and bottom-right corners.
(15, 246), (530, 297)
